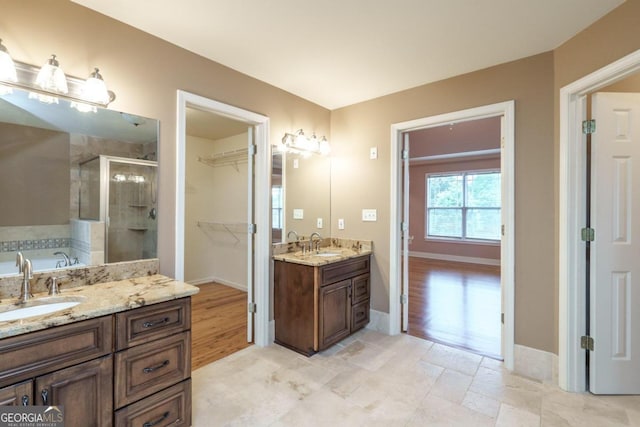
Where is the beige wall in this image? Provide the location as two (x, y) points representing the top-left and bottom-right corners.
(0, 0), (331, 275)
(331, 52), (556, 352)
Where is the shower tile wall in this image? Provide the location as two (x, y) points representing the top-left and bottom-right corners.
(70, 219), (105, 266)
(0, 225), (71, 263)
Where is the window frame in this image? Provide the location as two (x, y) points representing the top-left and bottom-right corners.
(425, 169), (501, 244)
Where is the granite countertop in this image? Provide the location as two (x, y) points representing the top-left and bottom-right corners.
(0, 274), (199, 339)
(272, 246), (372, 267)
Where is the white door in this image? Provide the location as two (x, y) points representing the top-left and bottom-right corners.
(247, 127), (255, 342)
(590, 92), (640, 394)
(401, 133), (410, 331)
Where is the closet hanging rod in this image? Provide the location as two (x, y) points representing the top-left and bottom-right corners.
(198, 147), (248, 170)
(197, 221), (251, 242)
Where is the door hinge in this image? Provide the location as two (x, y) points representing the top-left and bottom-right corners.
(248, 223), (256, 234)
(402, 149), (409, 160)
(581, 227), (595, 242)
(501, 313), (505, 324)
(401, 294), (408, 304)
(248, 144), (257, 156)
(248, 302), (257, 313)
(401, 221), (408, 232)
(582, 120), (596, 135)
(581, 335), (594, 351)
(501, 224), (505, 236)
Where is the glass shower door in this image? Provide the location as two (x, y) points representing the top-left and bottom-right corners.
(106, 159), (157, 263)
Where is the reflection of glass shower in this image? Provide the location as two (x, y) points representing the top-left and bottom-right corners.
(79, 155), (157, 263)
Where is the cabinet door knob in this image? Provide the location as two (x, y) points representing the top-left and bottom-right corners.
(143, 411), (170, 427)
(41, 389), (48, 405)
(21, 395), (29, 406)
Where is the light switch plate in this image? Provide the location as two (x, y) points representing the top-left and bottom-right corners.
(370, 147), (378, 160)
(362, 209), (377, 221)
(293, 209), (304, 219)
(338, 218), (345, 230)
(317, 218), (323, 228)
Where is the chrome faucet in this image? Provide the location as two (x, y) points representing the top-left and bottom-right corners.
(286, 230), (299, 242)
(54, 251), (71, 268)
(309, 232), (322, 252)
(20, 259), (33, 303)
(16, 252), (24, 274)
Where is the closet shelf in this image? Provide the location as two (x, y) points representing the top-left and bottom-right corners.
(197, 221), (251, 243)
(198, 148), (248, 171)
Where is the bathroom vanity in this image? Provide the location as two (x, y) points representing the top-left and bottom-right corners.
(273, 240), (372, 356)
(0, 274), (198, 427)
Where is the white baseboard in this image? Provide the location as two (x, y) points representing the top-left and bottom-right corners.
(367, 309), (391, 335)
(514, 344), (557, 384)
(409, 251), (500, 266)
(269, 320), (275, 344)
(188, 275), (247, 292)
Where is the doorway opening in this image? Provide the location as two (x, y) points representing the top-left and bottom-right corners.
(559, 48), (640, 393)
(176, 91), (271, 369)
(390, 100), (515, 370)
(404, 117), (502, 359)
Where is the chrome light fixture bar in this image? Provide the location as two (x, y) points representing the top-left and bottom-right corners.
(0, 54), (116, 109)
(281, 129), (330, 156)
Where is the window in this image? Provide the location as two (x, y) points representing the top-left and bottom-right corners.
(272, 186), (284, 230)
(426, 171), (501, 242)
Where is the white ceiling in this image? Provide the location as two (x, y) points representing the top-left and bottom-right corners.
(72, 0), (623, 110)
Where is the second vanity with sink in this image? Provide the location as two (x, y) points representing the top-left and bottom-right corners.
(273, 238), (372, 356)
(0, 261), (198, 426)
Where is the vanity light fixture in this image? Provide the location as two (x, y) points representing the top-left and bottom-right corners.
(0, 39), (116, 110)
(281, 129), (331, 156)
(0, 39), (17, 94)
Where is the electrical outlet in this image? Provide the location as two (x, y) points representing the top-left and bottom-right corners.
(370, 147), (378, 160)
(293, 209), (304, 219)
(362, 209), (377, 221)
(317, 218), (323, 228)
(338, 218), (345, 230)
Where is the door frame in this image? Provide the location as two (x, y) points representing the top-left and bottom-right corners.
(175, 90), (271, 347)
(559, 48), (640, 392)
(389, 100), (515, 370)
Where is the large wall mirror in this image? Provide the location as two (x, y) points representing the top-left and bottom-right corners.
(0, 87), (158, 276)
(272, 150), (331, 243)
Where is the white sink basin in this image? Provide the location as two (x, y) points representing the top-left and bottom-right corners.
(314, 252), (341, 257)
(0, 296), (85, 322)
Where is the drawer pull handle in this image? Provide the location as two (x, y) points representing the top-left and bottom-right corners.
(41, 389), (48, 405)
(143, 317), (170, 328)
(21, 395), (29, 406)
(143, 359), (170, 374)
(143, 411), (170, 427)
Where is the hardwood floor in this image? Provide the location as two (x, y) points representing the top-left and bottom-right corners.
(191, 283), (251, 371)
(407, 257), (502, 359)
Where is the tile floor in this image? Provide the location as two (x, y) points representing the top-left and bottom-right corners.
(192, 329), (640, 426)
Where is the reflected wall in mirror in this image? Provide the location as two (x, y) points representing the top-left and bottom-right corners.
(0, 87), (158, 276)
(271, 149), (331, 243)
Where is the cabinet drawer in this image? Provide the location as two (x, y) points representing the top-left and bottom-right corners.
(351, 300), (369, 332)
(320, 255), (370, 286)
(351, 274), (370, 305)
(0, 316), (113, 388)
(115, 331), (191, 408)
(0, 380), (32, 406)
(115, 379), (191, 427)
(116, 298), (190, 350)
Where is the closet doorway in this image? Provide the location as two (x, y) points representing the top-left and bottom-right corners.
(175, 91), (271, 369)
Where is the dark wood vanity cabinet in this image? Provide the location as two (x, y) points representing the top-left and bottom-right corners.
(275, 255), (370, 356)
(0, 297), (192, 427)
